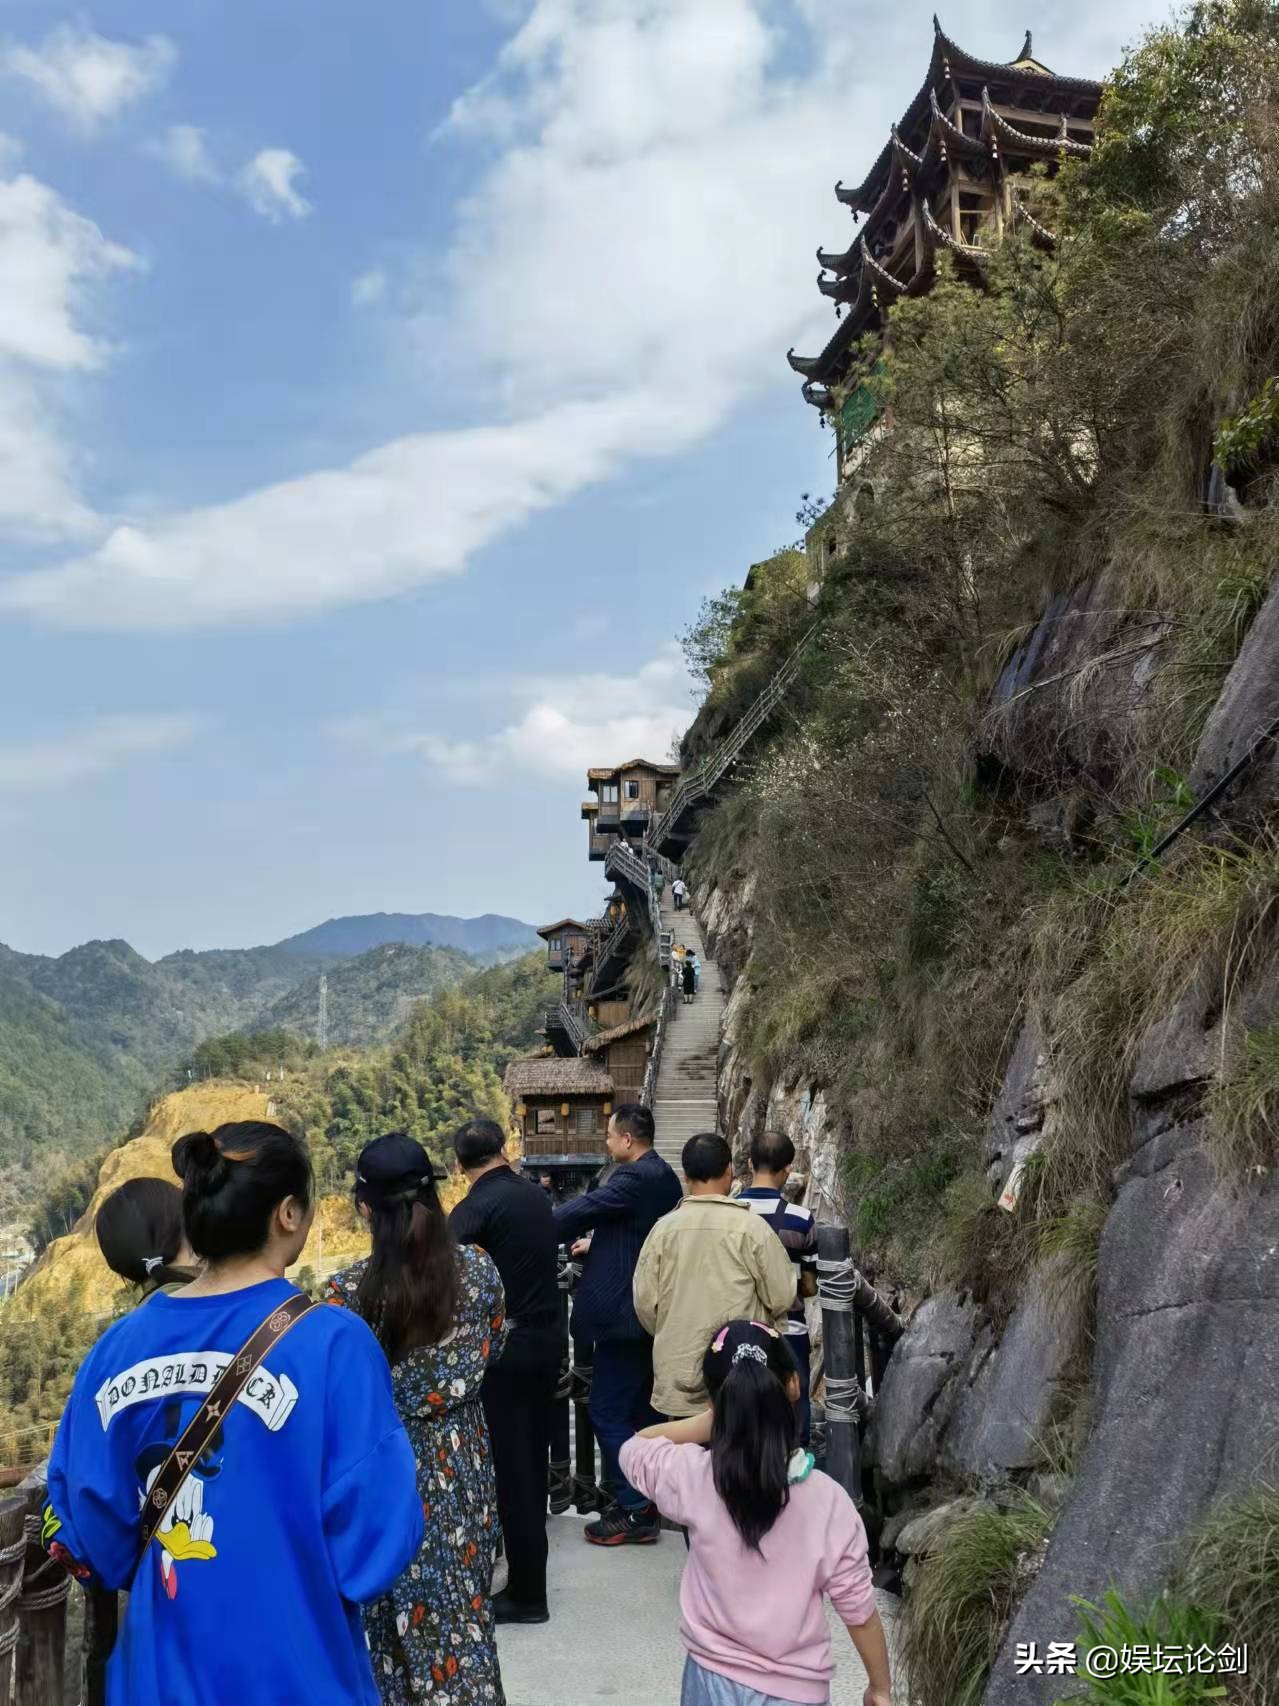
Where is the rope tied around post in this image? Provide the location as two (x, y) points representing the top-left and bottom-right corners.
(18, 1512), (72, 1610)
(817, 1254), (905, 1340)
(823, 1373), (870, 1424)
(816, 1253), (860, 1311)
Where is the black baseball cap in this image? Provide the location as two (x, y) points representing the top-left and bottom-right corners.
(355, 1132), (447, 1200)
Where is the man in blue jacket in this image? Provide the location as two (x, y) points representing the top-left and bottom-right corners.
(554, 1102), (681, 1545)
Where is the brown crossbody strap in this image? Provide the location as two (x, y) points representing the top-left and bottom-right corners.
(137, 1292), (318, 1565)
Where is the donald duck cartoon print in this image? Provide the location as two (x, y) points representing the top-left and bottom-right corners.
(135, 1397), (221, 1600)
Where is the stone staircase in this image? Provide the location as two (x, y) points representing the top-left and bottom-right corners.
(651, 895), (724, 1172)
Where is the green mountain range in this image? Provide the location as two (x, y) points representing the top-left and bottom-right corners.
(254, 942), (477, 1050)
(0, 911), (538, 1193)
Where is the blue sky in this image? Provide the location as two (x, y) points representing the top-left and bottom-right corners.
(0, 0), (1163, 957)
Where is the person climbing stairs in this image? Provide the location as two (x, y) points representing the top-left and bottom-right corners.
(652, 890), (724, 1171)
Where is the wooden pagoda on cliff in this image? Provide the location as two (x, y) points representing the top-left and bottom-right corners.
(788, 18), (1101, 467)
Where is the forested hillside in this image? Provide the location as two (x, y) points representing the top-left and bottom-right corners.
(0, 939), (315, 1185)
(0, 910), (533, 1196)
(254, 942), (475, 1048)
(27, 951), (558, 1250)
(4, 949), (558, 1460)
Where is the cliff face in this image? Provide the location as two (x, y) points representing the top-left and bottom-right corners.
(984, 574), (1279, 1702)
(686, 563), (1279, 1700)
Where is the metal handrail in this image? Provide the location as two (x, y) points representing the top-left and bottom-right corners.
(550, 1001), (588, 1051)
(640, 984), (676, 1110)
(588, 909), (634, 998)
(647, 622), (819, 852)
(604, 840), (668, 943)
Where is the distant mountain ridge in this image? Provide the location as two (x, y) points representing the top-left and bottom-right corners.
(0, 907), (538, 1188)
(273, 912), (539, 960)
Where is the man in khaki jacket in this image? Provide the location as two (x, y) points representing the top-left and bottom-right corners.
(633, 1133), (797, 1418)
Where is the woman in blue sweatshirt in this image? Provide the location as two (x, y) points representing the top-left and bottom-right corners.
(44, 1120), (424, 1706)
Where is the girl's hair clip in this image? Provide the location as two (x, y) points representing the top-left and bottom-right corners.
(748, 1321), (780, 1338)
(711, 1325), (732, 1353)
(732, 1343), (768, 1366)
(142, 1256), (165, 1276)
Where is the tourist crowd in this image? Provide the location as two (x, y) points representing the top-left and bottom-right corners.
(41, 1107), (893, 1706)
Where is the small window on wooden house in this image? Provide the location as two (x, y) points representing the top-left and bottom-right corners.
(548, 935), (561, 951)
(626, 780), (641, 800)
(535, 1108), (558, 1135)
(574, 1107), (598, 1136)
(601, 784), (619, 804)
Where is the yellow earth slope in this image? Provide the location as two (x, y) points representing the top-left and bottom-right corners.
(9, 1083), (370, 1324)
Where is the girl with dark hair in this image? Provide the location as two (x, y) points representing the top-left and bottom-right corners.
(44, 1122), (422, 1705)
(96, 1178), (198, 1296)
(327, 1133), (507, 1706)
(79, 1180), (200, 1706)
(619, 1320), (893, 1706)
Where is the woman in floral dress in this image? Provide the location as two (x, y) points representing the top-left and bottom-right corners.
(328, 1132), (507, 1706)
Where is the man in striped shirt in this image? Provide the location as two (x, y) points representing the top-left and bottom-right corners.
(738, 1130), (819, 1444)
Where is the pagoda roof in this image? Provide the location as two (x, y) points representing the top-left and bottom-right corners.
(835, 19), (1101, 215)
(980, 89), (1094, 162)
(790, 23), (1101, 406)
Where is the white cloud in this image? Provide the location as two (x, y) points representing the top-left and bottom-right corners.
(0, 23), (175, 132)
(238, 148), (312, 223)
(0, 389), (701, 627)
(0, 173), (138, 371)
(400, 645), (691, 784)
(0, 1), (1167, 627)
(351, 267), (387, 309)
(0, 167), (138, 539)
(149, 123), (220, 185)
(0, 714), (204, 790)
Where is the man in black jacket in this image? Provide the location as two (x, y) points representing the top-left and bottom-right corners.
(450, 1118), (560, 1623)
(553, 1103), (681, 1546)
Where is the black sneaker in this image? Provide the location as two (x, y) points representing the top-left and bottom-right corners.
(583, 1503), (660, 1546)
(492, 1588), (549, 1625)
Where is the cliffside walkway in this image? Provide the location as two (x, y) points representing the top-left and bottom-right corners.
(651, 894), (724, 1168)
(499, 1513), (896, 1704)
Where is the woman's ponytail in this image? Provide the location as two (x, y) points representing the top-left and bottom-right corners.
(352, 1134), (459, 1363)
(95, 1177), (193, 1291)
(702, 1320), (799, 1552)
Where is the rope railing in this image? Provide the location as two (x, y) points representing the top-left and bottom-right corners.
(814, 1224), (903, 1513)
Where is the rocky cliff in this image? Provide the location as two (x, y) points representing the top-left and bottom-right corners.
(687, 564), (1279, 1701)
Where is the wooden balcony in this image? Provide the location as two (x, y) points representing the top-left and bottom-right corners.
(588, 831), (615, 861)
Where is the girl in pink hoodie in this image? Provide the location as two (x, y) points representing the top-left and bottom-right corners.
(619, 1320), (893, 1706)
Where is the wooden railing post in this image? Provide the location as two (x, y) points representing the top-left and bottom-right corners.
(15, 1470), (68, 1706)
(0, 1490), (25, 1705)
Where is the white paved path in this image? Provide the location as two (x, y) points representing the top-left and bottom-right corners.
(498, 1512), (898, 1705)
